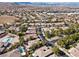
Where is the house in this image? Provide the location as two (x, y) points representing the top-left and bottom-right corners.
(24, 38), (40, 51)
(0, 47), (5, 54)
(26, 27), (36, 34)
(0, 30), (7, 38)
(26, 29), (36, 34)
(0, 30), (5, 34)
(32, 46), (53, 57)
(0, 42), (12, 54)
(69, 43), (79, 57)
(69, 48), (79, 57)
(0, 49), (21, 57)
(25, 27), (37, 39)
(8, 26), (20, 32)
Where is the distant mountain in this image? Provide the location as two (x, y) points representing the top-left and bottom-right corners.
(1, 2), (79, 13)
(15, 2), (32, 5)
(14, 2), (79, 7)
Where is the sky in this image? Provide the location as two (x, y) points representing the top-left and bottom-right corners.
(0, 0), (79, 2)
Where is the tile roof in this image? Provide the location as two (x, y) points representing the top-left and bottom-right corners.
(0, 49), (21, 57)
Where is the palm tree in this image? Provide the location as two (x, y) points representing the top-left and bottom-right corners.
(17, 32), (25, 46)
(19, 36), (25, 46)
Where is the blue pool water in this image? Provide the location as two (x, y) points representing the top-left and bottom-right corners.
(2, 37), (13, 43)
(18, 46), (25, 53)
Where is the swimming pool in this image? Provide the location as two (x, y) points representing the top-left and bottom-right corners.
(18, 46), (25, 53)
(18, 46), (26, 56)
(2, 37), (13, 43)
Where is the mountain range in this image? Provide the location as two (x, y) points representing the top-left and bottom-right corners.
(14, 2), (79, 7)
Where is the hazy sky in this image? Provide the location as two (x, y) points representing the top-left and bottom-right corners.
(0, 0), (79, 2)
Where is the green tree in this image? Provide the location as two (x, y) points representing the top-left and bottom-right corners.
(51, 29), (55, 37)
(54, 30), (59, 36)
(52, 46), (61, 56)
(29, 36), (34, 40)
(18, 32), (25, 46)
(19, 36), (25, 46)
(20, 25), (27, 32)
(45, 31), (51, 39)
(18, 32), (25, 37)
